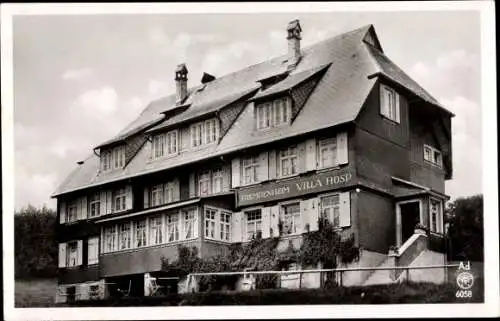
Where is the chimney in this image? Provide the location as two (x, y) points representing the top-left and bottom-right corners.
(286, 19), (302, 70)
(175, 63), (188, 104)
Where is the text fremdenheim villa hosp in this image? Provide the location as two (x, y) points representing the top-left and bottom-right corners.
(52, 19), (454, 302)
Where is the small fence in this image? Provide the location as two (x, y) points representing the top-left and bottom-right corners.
(184, 264), (462, 292)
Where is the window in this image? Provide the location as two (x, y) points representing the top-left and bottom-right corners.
(320, 194), (340, 227)
(204, 208), (217, 239)
(167, 214), (179, 242)
(104, 226), (117, 253)
(191, 119), (219, 148)
(278, 146), (298, 177)
(256, 97), (291, 130)
(135, 220), (147, 248)
(152, 131), (178, 159)
(151, 184), (164, 207)
(164, 181), (175, 203)
(430, 199), (443, 233)
(101, 151), (111, 172)
(88, 193), (100, 218)
(101, 146), (125, 171)
(66, 241), (78, 267)
(318, 138), (337, 169)
(149, 216), (163, 245)
(113, 188), (127, 212)
(67, 203), (77, 222)
(212, 168), (223, 194)
(166, 131), (178, 155)
(220, 212), (231, 242)
(280, 203), (301, 235)
(380, 85), (399, 122)
(246, 210), (262, 241)
(182, 209), (196, 240)
(113, 146), (125, 168)
(87, 237), (99, 265)
(243, 156), (260, 185)
(198, 171), (211, 196)
(423, 144), (443, 168)
(153, 135), (164, 158)
(118, 223), (131, 250)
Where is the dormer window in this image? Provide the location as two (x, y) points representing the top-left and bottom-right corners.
(256, 97), (291, 130)
(152, 130), (178, 159)
(380, 84), (400, 123)
(190, 118), (219, 148)
(100, 145), (125, 172)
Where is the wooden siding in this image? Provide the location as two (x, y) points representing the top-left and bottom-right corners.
(57, 222), (100, 243)
(58, 264), (100, 285)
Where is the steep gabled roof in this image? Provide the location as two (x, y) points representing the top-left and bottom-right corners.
(52, 24), (450, 197)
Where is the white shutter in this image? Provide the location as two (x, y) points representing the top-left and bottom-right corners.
(189, 173), (196, 198)
(395, 92), (401, 123)
(297, 142), (307, 173)
(305, 138), (316, 171)
(106, 191), (113, 214)
(336, 132), (348, 165)
(80, 196), (88, 220)
(268, 150), (277, 180)
(143, 187), (150, 208)
(231, 212), (243, 242)
(270, 205), (280, 237)
(58, 243), (67, 268)
(300, 200), (309, 233)
(77, 240), (83, 266)
(88, 237), (98, 265)
(193, 208), (199, 238)
(59, 201), (66, 224)
(339, 192), (351, 227)
(309, 198), (319, 232)
(222, 165), (230, 192)
(231, 158), (241, 188)
(261, 207), (271, 238)
(100, 191), (106, 215)
(125, 185), (133, 210)
(258, 152), (269, 182)
(380, 84), (388, 116)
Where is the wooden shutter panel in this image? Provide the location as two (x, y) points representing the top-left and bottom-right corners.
(100, 191), (107, 215)
(77, 240), (83, 266)
(143, 187), (150, 208)
(126, 185), (133, 210)
(268, 150), (277, 179)
(380, 84), (388, 116)
(395, 92), (401, 123)
(59, 201), (66, 224)
(336, 132), (348, 165)
(58, 243), (66, 268)
(261, 207), (271, 238)
(305, 138), (316, 171)
(258, 152), (269, 182)
(80, 196), (88, 220)
(300, 200), (309, 233)
(189, 173), (196, 198)
(231, 212), (243, 243)
(222, 165), (230, 192)
(193, 208), (199, 238)
(270, 205), (280, 237)
(231, 158), (241, 188)
(297, 142), (307, 174)
(339, 192), (351, 227)
(106, 191), (113, 214)
(309, 198), (319, 232)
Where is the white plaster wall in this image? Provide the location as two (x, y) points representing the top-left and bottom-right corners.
(341, 250), (387, 286)
(405, 251), (446, 284)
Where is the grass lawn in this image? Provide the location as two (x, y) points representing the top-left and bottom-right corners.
(15, 278), (57, 308)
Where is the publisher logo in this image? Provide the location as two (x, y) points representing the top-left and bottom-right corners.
(455, 261), (474, 298)
(456, 271), (474, 290)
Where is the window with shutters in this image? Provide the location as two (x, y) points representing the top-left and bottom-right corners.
(67, 203), (78, 223)
(165, 181), (175, 203)
(182, 209), (196, 240)
(118, 223), (131, 250)
(66, 241), (78, 267)
(204, 208), (217, 239)
(212, 168), (224, 194)
(423, 144), (442, 168)
(198, 170), (211, 196)
(134, 220), (147, 247)
(151, 184), (164, 207)
(113, 188), (127, 212)
(242, 156), (260, 185)
(320, 194), (341, 227)
(280, 203), (301, 235)
(104, 226), (117, 253)
(149, 216), (163, 245)
(220, 212), (232, 242)
(87, 237), (99, 265)
(380, 84), (399, 123)
(429, 198), (443, 233)
(245, 210), (262, 241)
(256, 97), (291, 130)
(278, 146), (298, 177)
(167, 214), (179, 242)
(88, 193), (100, 218)
(318, 138), (337, 169)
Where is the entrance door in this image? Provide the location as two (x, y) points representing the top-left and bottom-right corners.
(399, 201), (420, 245)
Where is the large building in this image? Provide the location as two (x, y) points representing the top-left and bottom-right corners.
(52, 20), (453, 302)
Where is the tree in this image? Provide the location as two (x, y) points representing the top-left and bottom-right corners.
(446, 194), (483, 261)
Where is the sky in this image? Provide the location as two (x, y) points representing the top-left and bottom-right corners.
(10, 9), (483, 211)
